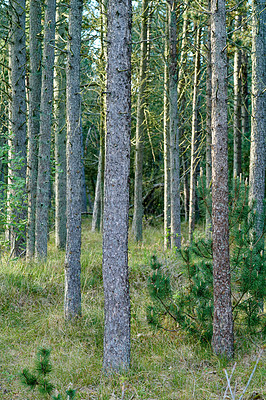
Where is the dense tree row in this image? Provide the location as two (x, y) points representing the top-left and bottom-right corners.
(0, 0), (265, 372)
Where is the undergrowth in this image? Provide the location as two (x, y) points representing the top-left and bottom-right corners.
(0, 219), (265, 399)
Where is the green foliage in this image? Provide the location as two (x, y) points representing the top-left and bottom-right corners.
(20, 347), (76, 399)
(147, 176), (265, 342)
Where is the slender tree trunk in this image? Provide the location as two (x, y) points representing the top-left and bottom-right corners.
(132, 0), (149, 242)
(35, 0), (56, 258)
(102, 0), (132, 372)
(168, 0), (181, 250)
(54, 0), (67, 249)
(64, 0), (83, 320)
(249, 0), (265, 250)
(8, 0), (27, 257)
(206, 0), (212, 239)
(241, 51), (249, 140)
(26, 0), (42, 258)
(211, 0), (234, 359)
(163, 9), (171, 249)
(233, 13), (242, 177)
(188, 26), (201, 242)
(91, 149), (102, 232)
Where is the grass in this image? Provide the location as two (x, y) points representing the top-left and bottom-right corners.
(0, 218), (265, 399)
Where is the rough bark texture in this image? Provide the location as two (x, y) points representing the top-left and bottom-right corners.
(102, 0), (132, 372)
(168, 0), (181, 250)
(8, 0), (27, 257)
(26, 0), (42, 259)
(54, 1), (67, 250)
(35, 0), (56, 258)
(188, 26), (201, 242)
(211, 0), (234, 359)
(233, 14), (242, 177)
(205, 0), (212, 239)
(132, 0), (149, 242)
(64, 0), (83, 320)
(249, 0), (265, 249)
(163, 11), (171, 249)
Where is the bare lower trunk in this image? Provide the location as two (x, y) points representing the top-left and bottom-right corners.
(54, 1), (67, 250)
(102, 0), (132, 372)
(205, 0), (212, 239)
(8, 0), (27, 257)
(163, 7), (171, 249)
(92, 150), (102, 232)
(211, 0), (234, 359)
(35, 0), (56, 258)
(26, 0), (42, 259)
(168, 0), (181, 250)
(132, 0), (149, 242)
(249, 0), (265, 250)
(188, 26), (201, 242)
(64, 0), (83, 320)
(233, 14), (242, 177)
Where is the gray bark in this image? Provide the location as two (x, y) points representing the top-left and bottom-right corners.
(233, 14), (242, 177)
(35, 0), (56, 258)
(188, 26), (201, 242)
(241, 51), (249, 140)
(26, 0), (42, 259)
(64, 0), (83, 320)
(102, 0), (132, 372)
(211, 0), (234, 358)
(8, 0), (27, 257)
(206, 0), (212, 239)
(163, 10), (171, 249)
(168, 0), (181, 250)
(54, 1), (67, 249)
(132, 0), (149, 242)
(249, 0), (265, 249)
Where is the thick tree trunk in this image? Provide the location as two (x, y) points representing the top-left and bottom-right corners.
(233, 14), (242, 177)
(205, 0), (212, 239)
(54, 1), (67, 250)
(132, 0), (149, 242)
(102, 0), (132, 372)
(26, 0), (42, 259)
(163, 11), (171, 249)
(249, 0), (265, 250)
(35, 0), (56, 258)
(168, 0), (181, 250)
(211, 0), (234, 359)
(64, 0), (83, 320)
(8, 0), (27, 257)
(188, 26), (201, 242)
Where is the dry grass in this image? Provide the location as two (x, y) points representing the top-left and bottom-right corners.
(0, 219), (265, 399)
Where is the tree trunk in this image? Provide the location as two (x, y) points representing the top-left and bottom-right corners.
(188, 26), (201, 242)
(35, 0), (56, 258)
(211, 0), (234, 359)
(64, 0), (83, 320)
(91, 149), (102, 232)
(205, 0), (212, 239)
(8, 0), (27, 257)
(233, 13), (242, 177)
(249, 0), (265, 250)
(26, 0), (42, 259)
(102, 0), (132, 372)
(132, 0), (149, 242)
(54, 0), (67, 250)
(168, 0), (181, 250)
(241, 51), (249, 140)
(163, 8), (171, 249)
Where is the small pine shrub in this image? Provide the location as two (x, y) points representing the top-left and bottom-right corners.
(147, 176), (265, 342)
(20, 347), (76, 399)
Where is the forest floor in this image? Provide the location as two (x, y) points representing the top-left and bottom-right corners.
(0, 218), (265, 400)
